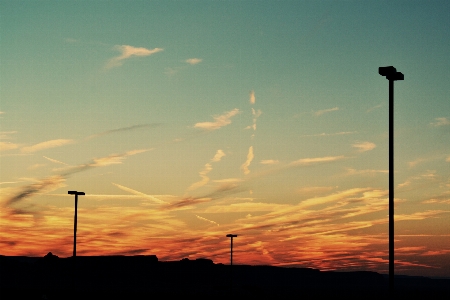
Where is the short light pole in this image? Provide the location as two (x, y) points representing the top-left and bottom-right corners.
(378, 66), (404, 295)
(226, 234), (237, 265)
(68, 191), (85, 258)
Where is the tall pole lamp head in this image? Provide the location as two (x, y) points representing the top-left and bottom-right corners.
(379, 66), (404, 81)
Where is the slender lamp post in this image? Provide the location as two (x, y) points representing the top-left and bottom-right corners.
(378, 66), (404, 294)
(226, 234), (238, 265)
(226, 234), (237, 291)
(68, 191), (85, 258)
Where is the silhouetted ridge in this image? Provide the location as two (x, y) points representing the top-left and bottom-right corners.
(1, 254), (449, 298)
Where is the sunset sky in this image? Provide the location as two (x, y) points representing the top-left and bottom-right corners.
(1, 1), (449, 277)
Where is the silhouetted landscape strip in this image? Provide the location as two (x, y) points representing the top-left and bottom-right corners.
(1, 254), (449, 298)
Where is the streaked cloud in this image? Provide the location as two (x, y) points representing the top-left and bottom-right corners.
(87, 123), (161, 139)
(194, 108), (240, 131)
(289, 155), (345, 167)
(344, 168), (388, 176)
(86, 149), (151, 168)
(314, 107), (339, 116)
(0, 142), (19, 152)
(408, 158), (427, 168)
(28, 164), (46, 170)
(249, 90), (256, 104)
(4, 175), (66, 206)
(241, 146), (254, 175)
(199, 202), (290, 213)
(3, 149), (150, 207)
(245, 108), (262, 131)
(186, 163), (213, 192)
(422, 199), (450, 204)
(186, 150), (226, 192)
(21, 139), (74, 153)
(398, 180), (412, 188)
(185, 58), (202, 65)
(260, 159), (279, 165)
(195, 214), (219, 226)
(300, 131), (356, 138)
(352, 141), (376, 152)
(211, 150), (225, 162)
(43, 156), (69, 165)
(0, 131), (17, 139)
(0, 181), (19, 185)
(112, 183), (167, 204)
(106, 45), (163, 69)
(366, 104), (383, 113)
(297, 186), (336, 195)
(430, 117), (450, 127)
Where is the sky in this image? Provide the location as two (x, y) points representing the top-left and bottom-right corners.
(1, 0), (449, 277)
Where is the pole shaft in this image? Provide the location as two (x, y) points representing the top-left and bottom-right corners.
(389, 79), (394, 294)
(230, 237), (233, 266)
(73, 195), (78, 258)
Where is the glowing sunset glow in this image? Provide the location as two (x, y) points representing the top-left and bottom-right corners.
(1, 1), (449, 278)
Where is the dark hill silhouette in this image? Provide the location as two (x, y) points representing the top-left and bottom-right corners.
(1, 254), (449, 299)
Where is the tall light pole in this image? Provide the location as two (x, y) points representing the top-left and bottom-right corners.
(378, 66), (404, 294)
(68, 191), (85, 258)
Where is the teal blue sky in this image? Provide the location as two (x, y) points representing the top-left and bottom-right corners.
(1, 1), (449, 277)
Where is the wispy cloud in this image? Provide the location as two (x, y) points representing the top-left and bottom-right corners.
(87, 123), (161, 139)
(0, 142), (19, 152)
(194, 109), (240, 131)
(185, 58), (202, 65)
(366, 104), (383, 113)
(352, 141), (376, 152)
(28, 164), (46, 170)
(430, 117), (450, 127)
(198, 202), (290, 213)
(344, 168), (388, 176)
(0, 131), (17, 139)
(408, 158), (427, 168)
(397, 170), (438, 189)
(241, 146), (254, 175)
(211, 149), (226, 162)
(4, 175), (66, 206)
(186, 150), (226, 192)
(186, 164), (213, 192)
(245, 108), (262, 131)
(260, 160), (279, 165)
(195, 214), (219, 226)
(249, 90), (256, 104)
(112, 183), (167, 204)
(21, 139), (74, 153)
(314, 107), (339, 116)
(43, 156), (69, 165)
(86, 149), (151, 168)
(289, 155), (345, 167)
(300, 131), (356, 138)
(3, 149), (150, 208)
(106, 45), (163, 69)
(297, 186), (337, 195)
